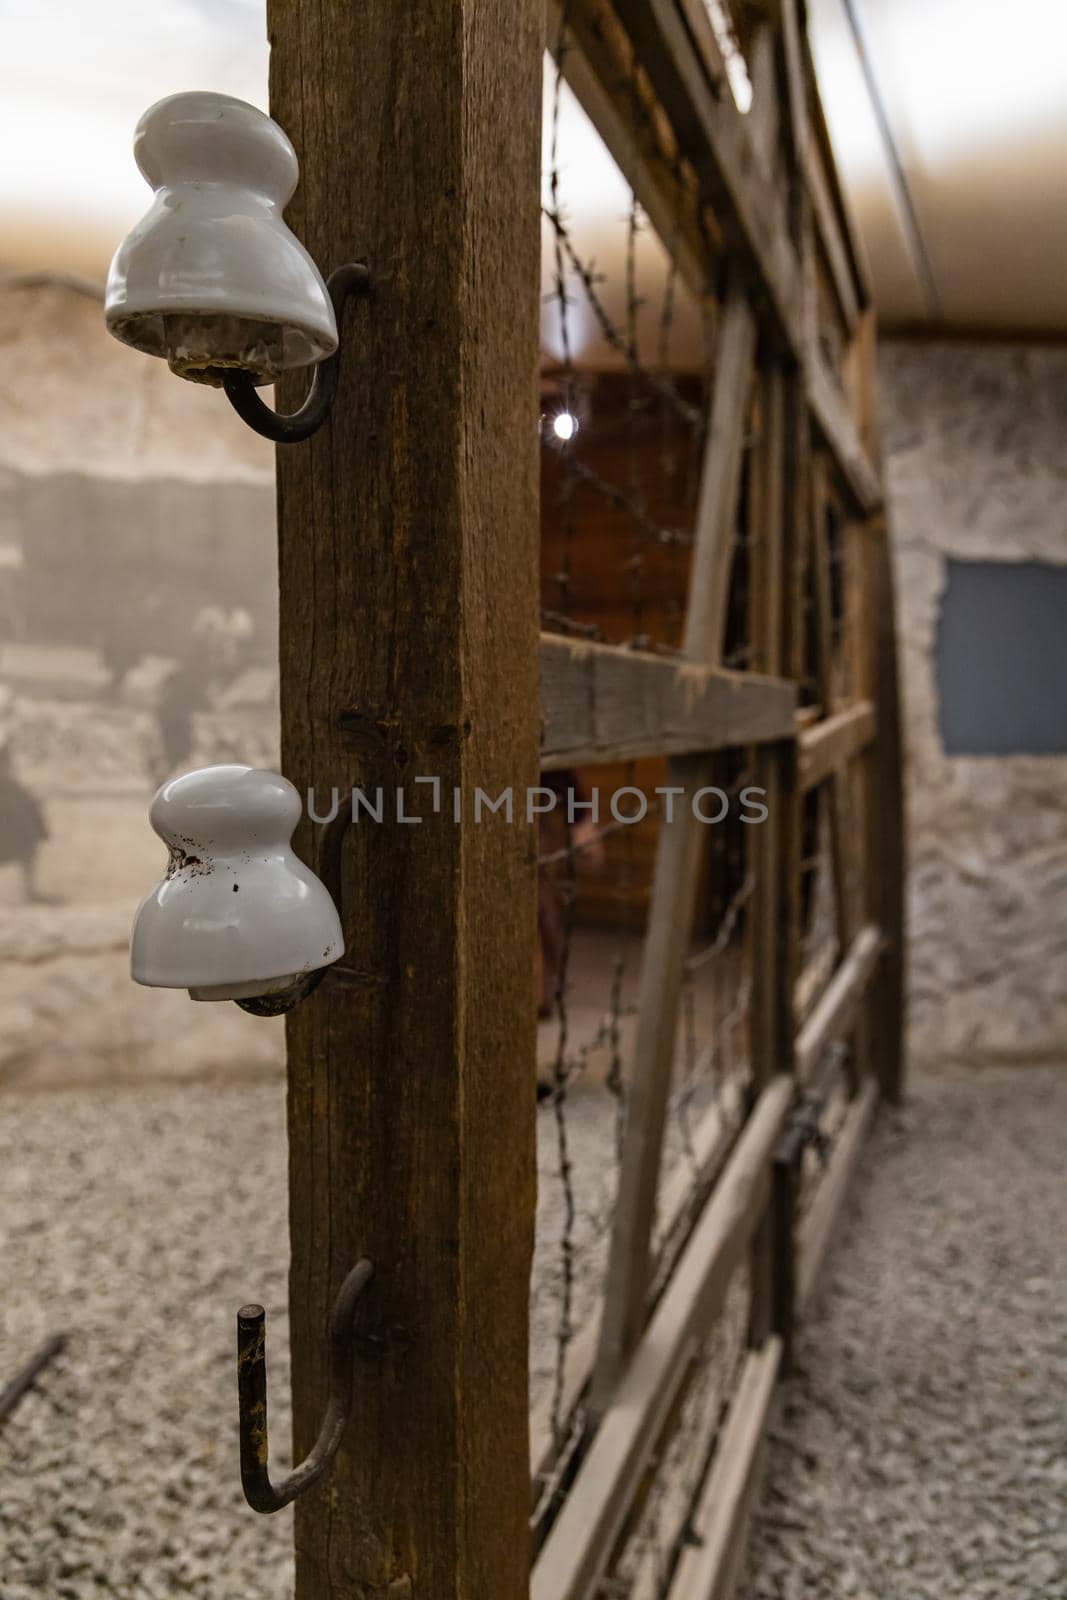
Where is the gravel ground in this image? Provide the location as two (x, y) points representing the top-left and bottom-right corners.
(0, 1076), (634, 1599)
(3, 1067), (1065, 1597)
(0, 1083), (296, 1600)
(741, 1065), (1067, 1600)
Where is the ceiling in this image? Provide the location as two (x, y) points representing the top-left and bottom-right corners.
(0, 0), (1063, 337)
(808, 0), (1067, 333)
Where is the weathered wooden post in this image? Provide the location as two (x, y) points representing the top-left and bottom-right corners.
(267, 3), (543, 1594)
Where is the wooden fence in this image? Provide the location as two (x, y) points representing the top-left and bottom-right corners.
(267, 0), (903, 1595)
(531, 3), (903, 1595)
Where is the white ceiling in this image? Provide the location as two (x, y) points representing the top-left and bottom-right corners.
(808, 0), (1067, 332)
(0, 0), (1063, 335)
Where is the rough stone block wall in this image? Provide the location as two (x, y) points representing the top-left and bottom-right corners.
(880, 340), (1067, 1067)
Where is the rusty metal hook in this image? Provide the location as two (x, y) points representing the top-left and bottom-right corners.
(236, 1258), (373, 1513)
(222, 262), (371, 444)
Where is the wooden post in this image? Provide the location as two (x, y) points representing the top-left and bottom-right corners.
(267, 4), (543, 1595)
(866, 518), (906, 1103)
(747, 360), (796, 1351)
(590, 280), (757, 1412)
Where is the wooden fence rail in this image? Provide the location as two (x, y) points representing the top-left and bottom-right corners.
(529, 0), (904, 1594)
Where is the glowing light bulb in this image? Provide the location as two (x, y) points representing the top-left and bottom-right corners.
(552, 411), (578, 442)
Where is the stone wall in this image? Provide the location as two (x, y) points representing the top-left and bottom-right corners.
(880, 340), (1067, 1067)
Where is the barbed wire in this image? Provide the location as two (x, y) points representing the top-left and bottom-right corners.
(535, 0), (762, 1537)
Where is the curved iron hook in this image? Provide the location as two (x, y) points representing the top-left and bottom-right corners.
(236, 1258), (373, 1513)
(223, 261), (371, 444)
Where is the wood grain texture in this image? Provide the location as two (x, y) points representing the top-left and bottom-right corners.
(807, 351), (883, 514)
(532, 1077), (794, 1600)
(614, 0), (803, 355)
(684, 283), (759, 659)
(589, 278), (756, 1414)
(268, 3), (542, 1595)
(664, 1336), (783, 1600)
(866, 520), (906, 1102)
(746, 360), (797, 1350)
(797, 1077), (878, 1312)
(540, 634), (796, 767)
(549, 0), (881, 514)
(530, 1081), (746, 1495)
(798, 700), (876, 791)
(795, 924), (882, 1082)
(545, 0), (713, 302)
(806, 139), (861, 334)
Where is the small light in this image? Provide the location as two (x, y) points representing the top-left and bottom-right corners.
(552, 411), (579, 442)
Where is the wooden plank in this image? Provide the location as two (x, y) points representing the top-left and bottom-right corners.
(746, 357), (793, 1349)
(780, 0), (861, 333)
(795, 924), (882, 1082)
(744, 21), (782, 179)
(779, 0), (809, 174)
(590, 280), (756, 1412)
(795, 938), (836, 1024)
(866, 520), (906, 1102)
(530, 1081), (747, 1494)
(808, 351), (883, 514)
(749, 364), (787, 680)
(748, 362), (791, 1083)
(554, 0), (882, 513)
(684, 283), (759, 657)
(546, 0), (710, 302)
(797, 1077), (878, 1312)
(664, 1336), (783, 1600)
(811, 458), (875, 1096)
(809, 457), (855, 971)
(806, 139), (861, 333)
(613, 0), (805, 354)
(540, 634), (796, 769)
(854, 307), (882, 467)
(268, 3), (542, 1595)
(798, 700), (875, 790)
(531, 1076), (794, 1600)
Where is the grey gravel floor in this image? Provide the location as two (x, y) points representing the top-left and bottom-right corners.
(0, 1076), (630, 1599)
(2, 1068), (1065, 1598)
(740, 1065), (1067, 1600)
(0, 1082), (296, 1600)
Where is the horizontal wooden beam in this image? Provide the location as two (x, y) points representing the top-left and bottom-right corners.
(799, 700), (875, 790)
(540, 634), (797, 769)
(530, 1075), (793, 1600)
(664, 1336), (783, 1600)
(797, 1076), (878, 1313)
(796, 924), (882, 1082)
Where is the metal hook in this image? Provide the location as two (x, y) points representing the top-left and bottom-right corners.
(222, 262), (371, 444)
(236, 1258), (373, 1513)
